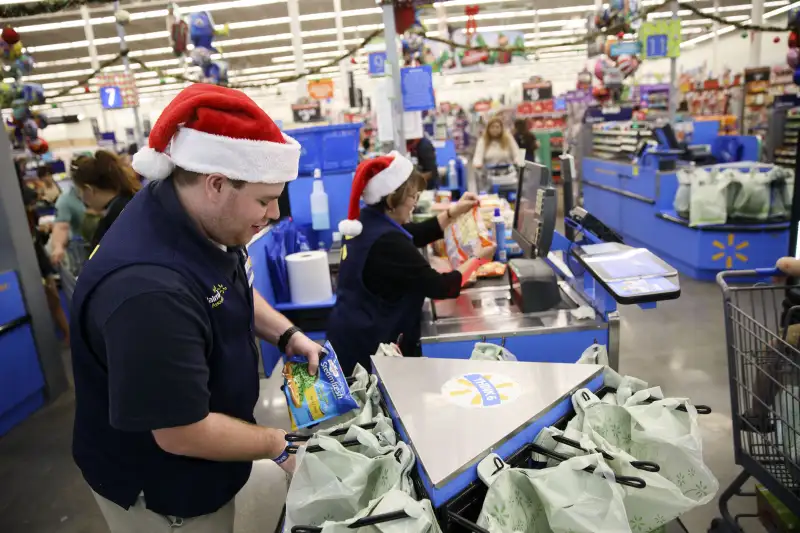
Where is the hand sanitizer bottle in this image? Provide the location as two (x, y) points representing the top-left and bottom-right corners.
(310, 169), (330, 231)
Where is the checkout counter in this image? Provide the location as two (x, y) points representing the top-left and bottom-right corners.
(420, 159), (680, 369)
(582, 125), (789, 281)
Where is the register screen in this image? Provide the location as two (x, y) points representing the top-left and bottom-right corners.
(515, 164), (544, 247)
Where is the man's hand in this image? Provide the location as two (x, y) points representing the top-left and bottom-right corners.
(285, 332), (321, 375)
(50, 245), (66, 266)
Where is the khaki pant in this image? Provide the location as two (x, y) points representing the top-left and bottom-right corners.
(92, 491), (235, 533)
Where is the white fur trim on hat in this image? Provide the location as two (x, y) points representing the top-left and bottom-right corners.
(339, 219), (363, 237)
(362, 151), (414, 204)
(132, 146), (175, 180)
(155, 127), (301, 183)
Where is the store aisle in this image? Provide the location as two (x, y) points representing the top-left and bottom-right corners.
(0, 275), (755, 532)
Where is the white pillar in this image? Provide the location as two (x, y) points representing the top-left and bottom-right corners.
(710, 0), (720, 77)
(749, 0), (764, 67)
(81, 5), (107, 131)
(113, 1), (144, 147)
(287, 0), (306, 99)
(668, 0), (678, 123)
(333, 0), (349, 108)
(381, 1), (405, 153)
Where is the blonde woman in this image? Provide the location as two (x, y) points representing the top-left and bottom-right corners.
(472, 117), (522, 169)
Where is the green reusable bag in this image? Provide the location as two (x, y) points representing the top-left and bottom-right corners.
(317, 490), (442, 533)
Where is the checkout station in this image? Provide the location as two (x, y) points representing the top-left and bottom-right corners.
(582, 121), (790, 281)
(249, 134), (681, 374)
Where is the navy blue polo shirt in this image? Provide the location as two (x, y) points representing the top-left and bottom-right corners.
(70, 178), (259, 518)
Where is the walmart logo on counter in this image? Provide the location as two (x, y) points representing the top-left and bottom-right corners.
(442, 373), (521, 408)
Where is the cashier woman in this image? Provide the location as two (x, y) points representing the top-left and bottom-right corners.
(327, 152), (496, 374)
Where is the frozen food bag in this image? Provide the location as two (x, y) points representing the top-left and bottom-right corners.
(283, 341), (359, 430)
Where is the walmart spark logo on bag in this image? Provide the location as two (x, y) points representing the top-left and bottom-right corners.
(442, 373), (521, 408)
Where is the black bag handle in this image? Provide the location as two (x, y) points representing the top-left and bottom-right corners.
(446, 510), (492, 533)
(550, 435), (660, 473)
(286, 421), (378, 443)
(640, 396), (712, 414)
(528, 443), (646, 489)
(290, 510), (410, 532)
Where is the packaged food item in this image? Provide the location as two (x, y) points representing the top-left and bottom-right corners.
(476, 261), (507, 278)
(443, 206), (494, 268)
(283, 341), (359, 430)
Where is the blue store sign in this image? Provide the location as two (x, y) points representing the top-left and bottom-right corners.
(368, 52), (387, 77)
(99, 86), (123, 109)
(401, 65), (436, 112)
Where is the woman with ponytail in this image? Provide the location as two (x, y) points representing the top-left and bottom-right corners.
(72, 150), (141, 250)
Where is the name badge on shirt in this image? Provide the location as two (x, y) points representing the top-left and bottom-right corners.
(245, 256), (254, 287)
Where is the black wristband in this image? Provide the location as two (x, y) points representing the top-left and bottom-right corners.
(278, 326), (302, 353)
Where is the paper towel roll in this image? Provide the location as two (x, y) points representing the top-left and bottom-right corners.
(286, 251), (333, 305)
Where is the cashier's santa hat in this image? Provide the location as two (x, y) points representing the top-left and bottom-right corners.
(338, 151), (415, 237)
(132, 83), (300, 183)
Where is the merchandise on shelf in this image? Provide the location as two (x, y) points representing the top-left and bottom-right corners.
(774, 106), (800, 168)
(591, 120), (652, 161)
(743, 67), (773, 136)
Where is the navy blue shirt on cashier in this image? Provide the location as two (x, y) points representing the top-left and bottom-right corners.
(70, 178), (260, 519)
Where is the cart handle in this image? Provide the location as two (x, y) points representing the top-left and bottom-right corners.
(285, 421), (378, 443)
(290, 510), (410, 532)
(716, 268), (780, 289)
(550, 435), (660, 473)
(446, 510), (492, 533)
(528, 443), (646, 489)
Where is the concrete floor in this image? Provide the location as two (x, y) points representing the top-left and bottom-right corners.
(0, 275), (763, 532)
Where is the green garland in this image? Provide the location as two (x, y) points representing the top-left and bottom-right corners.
(0, 0), (113, 19)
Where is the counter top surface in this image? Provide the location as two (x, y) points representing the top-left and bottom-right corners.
(373, 356), (603, 487)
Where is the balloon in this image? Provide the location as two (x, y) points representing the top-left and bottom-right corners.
(616, 54), (640, 77)
(22, 118), (37, 140)
(115, 10), (131, 26)
(189, 12), (216, 51)
(190, 46), (212, 67)
(2, 26), (20, 45)
(14, 55), (35, 76)
(594, 58), (607, 81)
(27, 137), (48, 155)
(788, 47), (799, 69)
(790, 31), (798, 48)
(793, 66), (800, 85)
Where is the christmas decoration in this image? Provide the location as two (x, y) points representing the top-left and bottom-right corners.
(167, 3), (189, 56)
(114, 9), (131, 26)
(775, 36), (781, 43)
(787, 8), (800, 84)
(0, 25), (49, 155)
(186, 11), (229, 84)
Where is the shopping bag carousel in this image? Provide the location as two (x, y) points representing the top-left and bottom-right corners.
(276, 344), (716, 533)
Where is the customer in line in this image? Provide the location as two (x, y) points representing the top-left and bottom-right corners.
(472, 117), (521, 169)
(71, 150), (142, 251)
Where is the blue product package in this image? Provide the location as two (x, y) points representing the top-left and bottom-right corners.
(283, 341), (359, 430)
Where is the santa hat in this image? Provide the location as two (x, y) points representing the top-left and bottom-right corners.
(132, 83), (300, 183)
(338, 151), (414, 237)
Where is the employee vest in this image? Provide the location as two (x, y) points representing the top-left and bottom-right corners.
(70, 179), (259, 518)
(327, 207), (425, 375)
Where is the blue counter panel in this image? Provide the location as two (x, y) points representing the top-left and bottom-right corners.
(620, 165), (656, 201)
(422, 328), (606, 363)
(583, 182), (622, 230)
(0, 323), (45, 436)
(0, 270), (26, 324)
(583, 158), (622, 189)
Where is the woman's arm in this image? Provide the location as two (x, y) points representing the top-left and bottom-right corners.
(403, 192), (479, 247)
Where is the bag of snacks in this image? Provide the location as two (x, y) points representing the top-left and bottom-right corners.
(443, 206), (494, 267)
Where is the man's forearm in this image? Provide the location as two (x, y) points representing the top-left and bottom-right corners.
(152, 412), (286, 461)
(253, 288), (293, 344)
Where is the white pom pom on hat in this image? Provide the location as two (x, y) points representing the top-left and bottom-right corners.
(339, 151), (414, 237)
(131, 83), (301, 183)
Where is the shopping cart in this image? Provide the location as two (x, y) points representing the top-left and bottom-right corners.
(480, 163), (519, 193)
(711, 268), (800, 532)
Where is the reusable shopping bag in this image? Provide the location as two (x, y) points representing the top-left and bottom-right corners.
(308, 490), (442, 533)
(673, 169), (692, 219)
(476, 454), (630, 533)
(727, 167), (771, 221)
(470, 342), (518, 362)
(534, 427), (697, 533)
(284, 436), (416, 531)
(769, 167), (793, 219)
(573, 388), (718, 505)
(689, 168), (730, 227)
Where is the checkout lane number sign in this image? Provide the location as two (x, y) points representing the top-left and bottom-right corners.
(442, 373), (521, 408)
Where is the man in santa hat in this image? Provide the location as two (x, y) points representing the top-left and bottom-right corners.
(70, 83), (321, 531)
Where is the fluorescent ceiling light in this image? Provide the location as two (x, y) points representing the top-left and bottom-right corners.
(682, 0), (799, 47)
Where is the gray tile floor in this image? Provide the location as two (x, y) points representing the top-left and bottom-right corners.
(0, 275), (765, 532)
